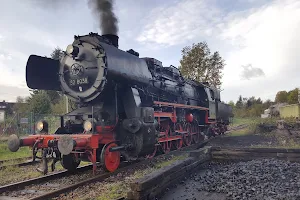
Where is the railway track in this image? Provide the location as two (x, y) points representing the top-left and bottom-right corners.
(0, 157), (32, 165)
(227, 124), (248, 132)
(0, 140), (206, 200)
(0, 164), (93, 199)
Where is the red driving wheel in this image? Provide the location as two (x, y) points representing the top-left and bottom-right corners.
(101, 142), (120, 172)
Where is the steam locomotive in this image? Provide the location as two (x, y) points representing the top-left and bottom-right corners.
(8, 33), (233, 174)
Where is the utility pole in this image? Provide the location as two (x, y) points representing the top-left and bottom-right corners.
(298, 87), (300, 104)
(65, 95), (69, 113)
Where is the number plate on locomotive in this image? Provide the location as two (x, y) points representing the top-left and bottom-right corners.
(70, 77), (89, 86)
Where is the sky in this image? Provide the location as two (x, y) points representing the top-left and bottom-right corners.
(0, 0), (300, 103)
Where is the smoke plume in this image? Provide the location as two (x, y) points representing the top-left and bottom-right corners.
(240, 64), (265, 80)
(88, 0), (118, 35)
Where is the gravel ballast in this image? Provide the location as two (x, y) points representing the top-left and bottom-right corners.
(163, 159), (300, 200)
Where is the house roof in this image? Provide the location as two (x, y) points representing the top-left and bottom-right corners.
(0, 101), (16, 110)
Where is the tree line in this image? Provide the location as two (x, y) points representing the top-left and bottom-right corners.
(274, 88), (299, 104)
(229, 88), (299, 118)
(228, 96), (273, 118)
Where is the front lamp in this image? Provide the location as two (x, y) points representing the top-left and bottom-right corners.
(83, 120), (93, 132)
(36, 120), (49, 133)
(66, 44), (79, 56)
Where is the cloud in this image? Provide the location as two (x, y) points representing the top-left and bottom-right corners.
(240, 64), (265, 80)
(137, 0), (300, 103)
(221, 0), (300, 102)
(137, 0), (221, 47)
(0, 85), (30, 102)
(0, 0), (96, 101)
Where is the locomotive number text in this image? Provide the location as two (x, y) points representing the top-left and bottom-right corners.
(70, 78), (89, 86)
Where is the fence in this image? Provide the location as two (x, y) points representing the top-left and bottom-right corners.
(0, 112), (61, 136)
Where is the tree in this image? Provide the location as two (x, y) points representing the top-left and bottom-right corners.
(228, 101), (235, 107)
(51, 47), (64, 60)
(51, 97), (68, 115)
(48, 47), (63, 104)
(262, 99), (273, 109)
(246, 97), (255, 108)
(178, 42), (225, 89)
(287, 88), (299, 104)
(46, 91), (61, 105)
(28, 91), (51, 114)
(13, 96), (30, 113)
(248, 104), (264, 117)
(236, 95), (243, 109)
(256, 98), (263, 104)
(275, 91), (288, 103)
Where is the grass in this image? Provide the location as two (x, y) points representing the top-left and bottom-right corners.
(227, 128), (250, 137)
(0, 165), (41, 185)
(227, 117), (282, 137)
(94, 154), (188, 200)
(230, 117), (257, 127)
(0, 140), (31, 161)
(226, 117), (258, 137)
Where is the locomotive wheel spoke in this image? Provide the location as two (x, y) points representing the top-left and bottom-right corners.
(162, 141), (171, 154)
(175, 123), (183, 132)
(183, 123), (192, 146)
(100, 142), (120, 172)
(173, 139), (183, 150)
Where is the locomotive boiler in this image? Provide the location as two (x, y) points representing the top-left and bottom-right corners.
(8, 32), (233, 174)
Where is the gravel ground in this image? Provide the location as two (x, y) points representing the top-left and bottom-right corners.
(163, 159), (300, 200)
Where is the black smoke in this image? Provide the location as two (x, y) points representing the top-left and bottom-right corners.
(88, 0), (118, 35)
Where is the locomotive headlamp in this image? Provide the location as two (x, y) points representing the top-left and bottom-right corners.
(36, 120), (49, 133)
(66, 45), (79, 56)
(83, 120), (93, 132)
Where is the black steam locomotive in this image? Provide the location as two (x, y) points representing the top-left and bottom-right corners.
(8, 33), (233, 173)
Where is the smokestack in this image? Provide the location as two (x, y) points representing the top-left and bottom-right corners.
(102, 34), (119, 48)
(88, 0), (118, 35)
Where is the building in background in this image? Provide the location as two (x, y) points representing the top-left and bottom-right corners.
(0, 100), (16, 122)
(261, 103), (288, 118)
